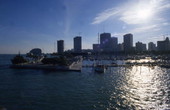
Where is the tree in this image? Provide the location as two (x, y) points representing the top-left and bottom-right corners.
(11, 55), (27, 64)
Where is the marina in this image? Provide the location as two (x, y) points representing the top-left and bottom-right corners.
(0, 54), (170, 110)
(10, 63), (81, 72)
(9, 54), (170, 72)
(1, 0), (170, 109)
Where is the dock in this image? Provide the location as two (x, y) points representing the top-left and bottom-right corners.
(69, 59), (82, 71)
(10, 61), (82, 72)
(82, 63), (158, 68)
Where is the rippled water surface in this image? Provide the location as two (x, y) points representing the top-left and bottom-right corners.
(0, 55), (170, 110)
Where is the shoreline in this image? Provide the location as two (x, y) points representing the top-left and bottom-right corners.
(10, 63), (81, 72)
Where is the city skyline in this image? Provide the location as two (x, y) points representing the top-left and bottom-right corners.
(57, 33), (170, 53)
(0, 0), (170, 54)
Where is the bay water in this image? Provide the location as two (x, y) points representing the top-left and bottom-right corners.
(0, 55), (170, 110)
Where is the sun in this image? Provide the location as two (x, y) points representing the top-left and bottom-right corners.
(135, 5), (154, 22)
(137, 8), (152, 20)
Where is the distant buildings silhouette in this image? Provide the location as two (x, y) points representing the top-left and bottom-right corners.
(136, 41), (147, 52)
(148, 42), (156, 51)
(157, 37), (170, 52)
(74, 36), (82, 53)
(123, 33), (133, 52)
(99, 33), (118, 52)
(93, 44), (100, 52)
(56, 33), (170, 54)
(57, 40), (64, 54)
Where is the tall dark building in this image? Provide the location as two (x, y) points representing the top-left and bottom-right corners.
(123, 33), (133, 52)
(117, 43), (124, 52)
(93, 44), (100, 52)
(100, 33), (111, 44)
(148, 42), (156, 51)
(136, 41), (146, 52)
(110, 37), (118, 52)
(74, 36), (82, 52)
(100, 33), (111, 52)
(57, 40), (64, 54)
(99, 33), (118, 52)
(157, 37), (170, 51)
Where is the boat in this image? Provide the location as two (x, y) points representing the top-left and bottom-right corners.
(93, 33), (106, 73)
(94, 65), (106, 73)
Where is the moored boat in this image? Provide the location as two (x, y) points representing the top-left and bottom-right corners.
(94, 65), (106, 73)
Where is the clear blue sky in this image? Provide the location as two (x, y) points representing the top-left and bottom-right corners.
(0, 0), (170, 54)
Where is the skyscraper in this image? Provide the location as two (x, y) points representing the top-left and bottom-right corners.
(117, 43), (124, 52)
(100, 33), (111, 52)
(110, 37), (118, 52)
(93, 44), (100, 52)
(74, 36), (82, 52)
(136, 41), (146, 52)
(148, 42), (156, 51)
(57, 40), (64, 54)
(123, 33), (133, 52)
(157, 37), (170, 51)
(99, 33), (118, 52)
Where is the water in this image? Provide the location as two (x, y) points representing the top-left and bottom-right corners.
(0, 55), (170, 110)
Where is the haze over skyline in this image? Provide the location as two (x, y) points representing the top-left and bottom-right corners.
(0, 0), (170, 54)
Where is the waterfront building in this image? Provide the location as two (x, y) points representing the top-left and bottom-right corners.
(135, 41), (147, 52)
(27, 48), (42, 61)
(57, 40), (64, 54)
(148, 42), (156, 51)
(157, 37), (170, 51)
(123, 33), (133, 52)
(29, 48), (42, 56)
(74, 36), (82, 53)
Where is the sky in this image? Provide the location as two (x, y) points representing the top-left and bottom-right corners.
(0, 0), (170, 54)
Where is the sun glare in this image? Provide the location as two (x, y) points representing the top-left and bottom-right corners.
(136, 8), (152, 20)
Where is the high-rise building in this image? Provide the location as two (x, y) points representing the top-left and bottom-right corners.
(74, 36), (82, 52)
(148, 42), (156, 51)
(123, 33), (133, 52)
(135, 41), (146, 52)
(57, 40), (64, 54)
(100, 33), (111, 52)
(110, 37), (118, 52)
(157, 37), (170, 51)
(99, 33), (118, 52)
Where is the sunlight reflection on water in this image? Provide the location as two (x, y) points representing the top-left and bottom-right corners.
(108, 66), (170, 109)
(0, 57), (170, 110)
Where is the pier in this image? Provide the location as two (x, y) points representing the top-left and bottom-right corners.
(69, 58), (82, 71)
(10, 60), (82, 72)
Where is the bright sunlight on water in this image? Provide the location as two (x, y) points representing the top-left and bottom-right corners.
(0, 55), (170, 110)
(107, 66), (170, 109)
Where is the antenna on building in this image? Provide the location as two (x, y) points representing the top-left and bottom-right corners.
(54, 42), (56, 53)
(98, 33), (100, 44)
(163, 35), (165, 40)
